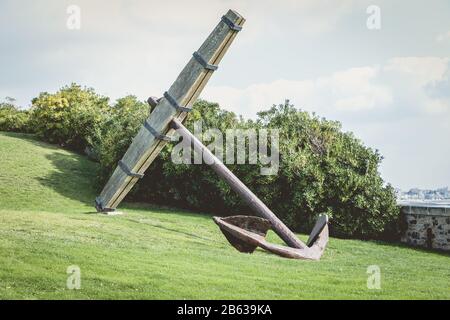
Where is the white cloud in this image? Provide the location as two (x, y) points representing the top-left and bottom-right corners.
(436, 31), (450, 43)
(384, 57), (449, 85)
(262, 0), (357, 36)
(203, 66), (392, 118)
(0, 0), (360, 108)
(204, 57), (450, 119)
(323, 67), (393, 111)
(384, 57), (450, 114)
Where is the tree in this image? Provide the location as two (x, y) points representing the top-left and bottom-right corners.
(256, 100), (399, 239)
(91, 95), (149, 182)
(30, 83), (109, 151)
(0, 98), (30, 133)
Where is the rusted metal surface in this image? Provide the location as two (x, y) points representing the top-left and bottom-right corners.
(214, 215), (329, 260)
(213, 216), (271, 253)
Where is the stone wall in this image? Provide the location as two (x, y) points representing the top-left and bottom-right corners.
(401, 204), (450, 251)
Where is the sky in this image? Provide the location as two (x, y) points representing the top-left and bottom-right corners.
(0, 0), (449, 190)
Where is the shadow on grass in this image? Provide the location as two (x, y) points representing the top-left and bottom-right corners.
(124, 217), (220, 243)
(366, 239), (450, 257)
(1, 131), (59, 149)
(122, 201), (217, 220)
(1, 132), (98, 208)
(37, 151), (99, 206)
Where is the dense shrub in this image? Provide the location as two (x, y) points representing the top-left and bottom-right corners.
(255, 102), (399, 239)
(0, 98), (31, 133)
(7, 82), (399, 240)
(30, 83), (109, 152)
(91, 95), (149, 180)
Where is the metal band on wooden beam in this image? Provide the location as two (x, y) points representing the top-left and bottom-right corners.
(118, 160), (144, 179)
(221, 15), (242, 32)
(193, 52), (218, 71)
(163, 91), (192, 113)
(144, 120), (173, 142)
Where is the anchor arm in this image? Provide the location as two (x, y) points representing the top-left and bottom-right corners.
(170, 118), (307, 249)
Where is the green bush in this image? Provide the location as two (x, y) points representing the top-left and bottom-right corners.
(0, 98), (31, 133)
(91, 95), (149, 181)
(30, 83), (109, 152)
(255, 102), (399, 239)
(20, 82), (399, 240)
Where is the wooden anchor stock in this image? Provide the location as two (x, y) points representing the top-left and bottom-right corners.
(95, 10), (245, 212)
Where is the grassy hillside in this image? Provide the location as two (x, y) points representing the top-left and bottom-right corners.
(0, 132), (449, 299)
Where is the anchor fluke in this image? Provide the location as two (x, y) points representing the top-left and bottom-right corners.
(214, 215), (329, 260)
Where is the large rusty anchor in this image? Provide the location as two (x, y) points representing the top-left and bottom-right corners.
(171, 119), (329, 260)
(213, 215), (328, 260)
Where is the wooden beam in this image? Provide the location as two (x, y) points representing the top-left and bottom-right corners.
(96, 10), (245, 211)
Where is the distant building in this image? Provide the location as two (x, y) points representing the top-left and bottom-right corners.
(398, 187), (450, 201)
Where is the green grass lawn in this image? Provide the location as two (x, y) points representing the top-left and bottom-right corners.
(0, 131), (449, 299)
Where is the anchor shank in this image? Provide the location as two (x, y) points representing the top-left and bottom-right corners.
(171, 118), (306, 249)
